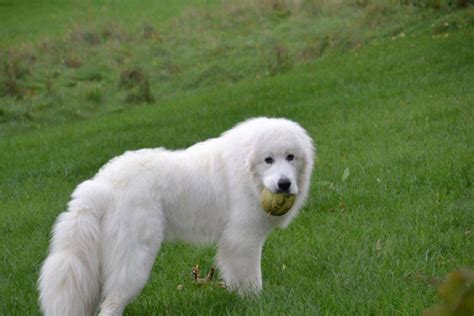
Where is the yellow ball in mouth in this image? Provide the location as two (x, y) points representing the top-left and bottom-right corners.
(260, 188), (296, 216)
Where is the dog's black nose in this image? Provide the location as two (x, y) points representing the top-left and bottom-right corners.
(277, 178), (291, 192)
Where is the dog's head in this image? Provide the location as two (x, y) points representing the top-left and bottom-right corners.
(252, 140), (304, 196)
(242, 118), (315, 223)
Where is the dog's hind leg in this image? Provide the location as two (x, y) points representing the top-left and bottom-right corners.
(98, 205), (164, 316)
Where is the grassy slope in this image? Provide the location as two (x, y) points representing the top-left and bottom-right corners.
(4, 1), (465, 134)
(1, 12), (473, 314)
(0, 0), (215, 45)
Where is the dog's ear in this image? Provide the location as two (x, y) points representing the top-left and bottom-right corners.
(245, 149), (257, 175)
(296, 132), (315, 195)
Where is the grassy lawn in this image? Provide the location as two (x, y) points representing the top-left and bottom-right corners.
(1, 1), (473, 315)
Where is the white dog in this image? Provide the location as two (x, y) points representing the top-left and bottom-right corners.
(39, 117), (314, 315)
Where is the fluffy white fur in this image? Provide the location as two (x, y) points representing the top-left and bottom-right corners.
(39, 117), (315, 316)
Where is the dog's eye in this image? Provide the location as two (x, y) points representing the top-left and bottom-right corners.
(286, 154), (295, 161)
(264, 157), (274, 164)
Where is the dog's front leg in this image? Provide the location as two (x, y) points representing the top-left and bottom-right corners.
(216, 239), (263, 296)
(216, 219), (270, 296)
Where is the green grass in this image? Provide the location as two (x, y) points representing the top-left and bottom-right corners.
(2, 1), (471, 134)
(0, 0), (215, 45)
(1, 1), (473, 315)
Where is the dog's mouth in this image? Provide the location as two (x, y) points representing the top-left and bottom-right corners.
(265, 187), (296, 195)
(260, 185), (298, 195)
(261, 182), (297, 195)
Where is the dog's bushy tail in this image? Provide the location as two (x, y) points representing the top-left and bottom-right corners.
(39, 180), (110, 316)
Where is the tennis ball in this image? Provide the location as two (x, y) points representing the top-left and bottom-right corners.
(260, 188), (296, 216)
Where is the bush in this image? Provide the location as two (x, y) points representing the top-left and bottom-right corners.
(119, 67), (154, 104)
